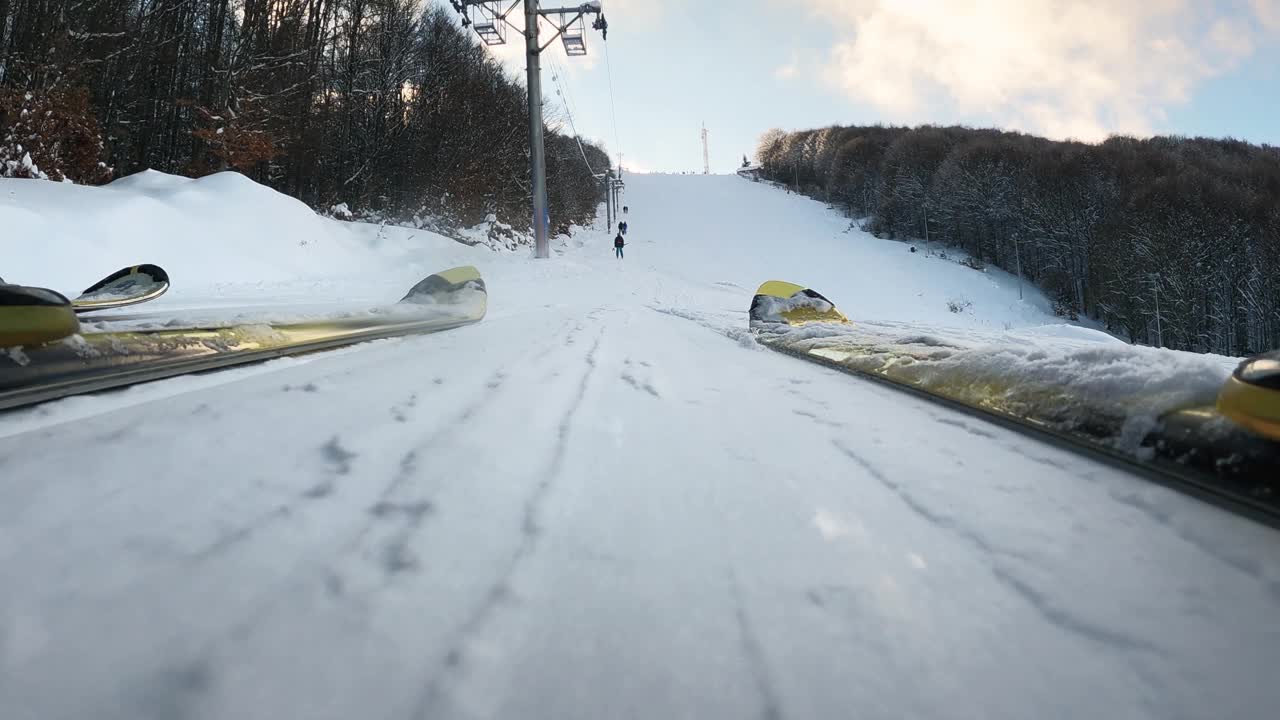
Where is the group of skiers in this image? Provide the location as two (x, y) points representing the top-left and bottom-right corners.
(614, 205), (630, 259)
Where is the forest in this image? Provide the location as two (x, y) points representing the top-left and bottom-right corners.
(756, 125), (1280, 355)
(0, 0), (609, 236)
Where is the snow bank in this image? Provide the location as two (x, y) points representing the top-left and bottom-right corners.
(1016, 323), (1126, 344)
(0, 170), (476, 294)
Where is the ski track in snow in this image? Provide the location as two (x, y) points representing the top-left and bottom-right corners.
(414, 327), (604, 718)
(831, 438), (1161, 656)
(1, 174), (1279, 720)
(727, 568), (785, 720)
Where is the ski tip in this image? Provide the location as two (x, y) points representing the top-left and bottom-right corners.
(0, 285), (81, 347)
(749, 280), (849, 327)
(74, 263), (171, 313)
(755, 280), (808, 299)
(1218, 351), (1280, 442)
(80, 264), (170, 295)
(401, 266), (487, 307)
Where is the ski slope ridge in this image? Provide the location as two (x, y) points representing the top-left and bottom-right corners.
(1, 171), (1278, 720)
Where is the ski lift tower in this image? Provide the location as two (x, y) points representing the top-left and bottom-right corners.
(451, 1), (609, 259)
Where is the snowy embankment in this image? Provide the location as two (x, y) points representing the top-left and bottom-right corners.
(1, 170), (487, 310)
(1, 171), (1278, 720)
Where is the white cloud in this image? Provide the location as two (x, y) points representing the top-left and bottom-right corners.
(599, 0), (667, 29)
(620, 159), (652, 174)
(790, 0), (1279, 141)
(774, 52), (800, 79)
(1254, 0), (1280, 28)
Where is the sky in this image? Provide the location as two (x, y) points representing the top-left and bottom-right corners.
(454, 0), (1280, 174)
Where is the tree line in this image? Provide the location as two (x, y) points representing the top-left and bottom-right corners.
(0, 0), (609, 236)
(757, 125), (1280, 355)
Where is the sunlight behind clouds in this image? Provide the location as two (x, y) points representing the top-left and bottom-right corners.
(790, 0), (1279, 141)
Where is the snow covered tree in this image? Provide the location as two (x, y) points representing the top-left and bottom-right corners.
(755, 123), (1280, 354)
(873, 127), (958, 239)
(755, 128), (786, 174)
(0, 0), (608, 239)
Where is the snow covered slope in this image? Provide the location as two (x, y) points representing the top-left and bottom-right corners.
(1, 172), (1277, 720)
(625, 173), (1068, 329)
(4, 169), (1066, 328)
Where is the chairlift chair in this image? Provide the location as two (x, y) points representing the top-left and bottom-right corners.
(470, 2), (506, 45)
(561, 13), (588, 56)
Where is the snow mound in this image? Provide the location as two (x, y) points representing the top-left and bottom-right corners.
(104, 168), (196, 194)
(0, 170), (471, 294)
(1017, 323), (1126, 344)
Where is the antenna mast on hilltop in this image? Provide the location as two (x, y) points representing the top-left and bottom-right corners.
(701, 122), (710, 174)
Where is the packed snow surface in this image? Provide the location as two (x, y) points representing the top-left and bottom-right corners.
(1, 172), (1278, 720)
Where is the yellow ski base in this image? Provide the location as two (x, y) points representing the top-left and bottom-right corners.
(1217, 367), (1280, 442)
(755, 280), (807, 299)
(0, 305), (82, 346)
(1, 284), (82, 346)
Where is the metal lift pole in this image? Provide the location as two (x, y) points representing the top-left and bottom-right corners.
(525, 0), (551, 258)
(454, 1), (607, 259)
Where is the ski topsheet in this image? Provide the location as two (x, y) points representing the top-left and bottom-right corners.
(0, 266), (486, 410)
(749, 279), (1280, 521)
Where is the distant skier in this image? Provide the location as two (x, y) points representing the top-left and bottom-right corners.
(623, 205), (629, 214)
(618, 220), (628, 235)
(614, 232), (625, 259)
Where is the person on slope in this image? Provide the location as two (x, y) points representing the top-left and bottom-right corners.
(618, 220), (628, 235)
(614, 232), (626, 259)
